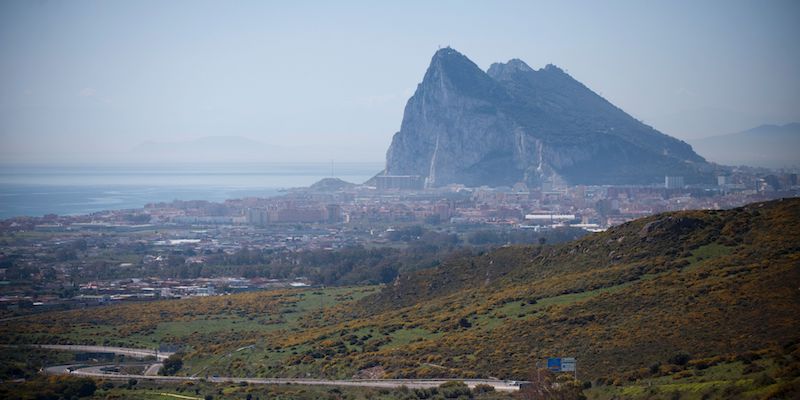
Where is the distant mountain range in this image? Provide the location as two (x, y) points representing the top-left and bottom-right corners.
(384, 48), (712, 187)
(643, 107), (778, 141)
(688, 123), (800, 169)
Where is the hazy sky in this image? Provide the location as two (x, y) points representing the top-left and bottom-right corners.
(1, 0), (798, 164)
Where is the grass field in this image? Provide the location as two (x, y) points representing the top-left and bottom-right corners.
(585, 355), (800, 400)
(0, 286), (384, 379)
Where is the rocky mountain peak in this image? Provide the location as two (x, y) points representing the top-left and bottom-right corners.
(420, 47), (499, 100)
(431, 46), (463, 60)
(385, 48), (711, 187)
(426, 47), (479, 76)
(487, 58), (534, 80)
(542, 63), (565, 73)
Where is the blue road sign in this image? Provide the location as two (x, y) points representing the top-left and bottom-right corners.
(547, 357), (561, 371)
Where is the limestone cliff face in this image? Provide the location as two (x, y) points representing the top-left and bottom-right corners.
(385, 48), (709, 187)
(385, 48), (519, 187)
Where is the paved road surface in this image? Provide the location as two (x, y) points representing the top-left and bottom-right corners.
(144, 363), (163, 376)
(32, 344), (173, 361)
(45, 364), (521, 391)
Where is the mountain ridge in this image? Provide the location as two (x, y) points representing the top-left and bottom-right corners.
(688, 122), (800, 168)
(385, 48), (711, 187)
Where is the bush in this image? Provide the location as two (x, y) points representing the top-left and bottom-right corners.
(11, 376), (98, 399)
(439, 381), (471, 398)
(649, 362), (662, 374)
(473, 383), (495, 394)
(669, 352), (691, 366)
(735, 351), (762, 364)
(413, 388), (438, 399)
(753, 372), (776, 386)
(742, 363), (765, 375)
(761, 380), (800, 399)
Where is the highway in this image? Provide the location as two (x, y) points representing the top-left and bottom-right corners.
(32, 344), (174, 361)
(144, 363), (164, 376)
(35, 344), (521, 391)
(46, 364), (521, 391)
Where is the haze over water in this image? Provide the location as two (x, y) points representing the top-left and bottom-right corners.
(0, 162), (381, 218)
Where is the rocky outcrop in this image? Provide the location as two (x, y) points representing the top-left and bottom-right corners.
(308, 178), (356, 192)
(384, 48), (710, 187)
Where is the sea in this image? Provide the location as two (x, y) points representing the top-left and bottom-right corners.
(0, 163), (382, 219)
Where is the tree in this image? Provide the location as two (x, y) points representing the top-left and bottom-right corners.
(160, 353), (184, 375)
(669, 352), (691, 366)
(74, 378), (97, 397)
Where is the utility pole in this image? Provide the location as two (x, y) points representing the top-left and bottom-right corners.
(320, 286), (325, 319)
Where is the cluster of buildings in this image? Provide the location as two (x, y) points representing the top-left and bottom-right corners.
(0, 272), (310, 315)
(220, 170), (799, 231)
(1, 166), (797, 316)
(7, 168), (793, 236)
(76, 276), (309, 300)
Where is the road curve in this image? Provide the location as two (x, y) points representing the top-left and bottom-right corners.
(144, 363), (164, 376)
(31, 344), (173, 361)
(46, 364), (521, 392)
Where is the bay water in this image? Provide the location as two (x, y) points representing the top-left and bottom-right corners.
(0, 163), (382, 218)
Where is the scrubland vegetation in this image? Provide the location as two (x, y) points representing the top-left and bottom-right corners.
(1, 376), (517, 400)
(2, 199), (798, 399)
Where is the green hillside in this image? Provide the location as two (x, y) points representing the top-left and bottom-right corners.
(3, 199), (799, 395)
(283, 198), (800, 381)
